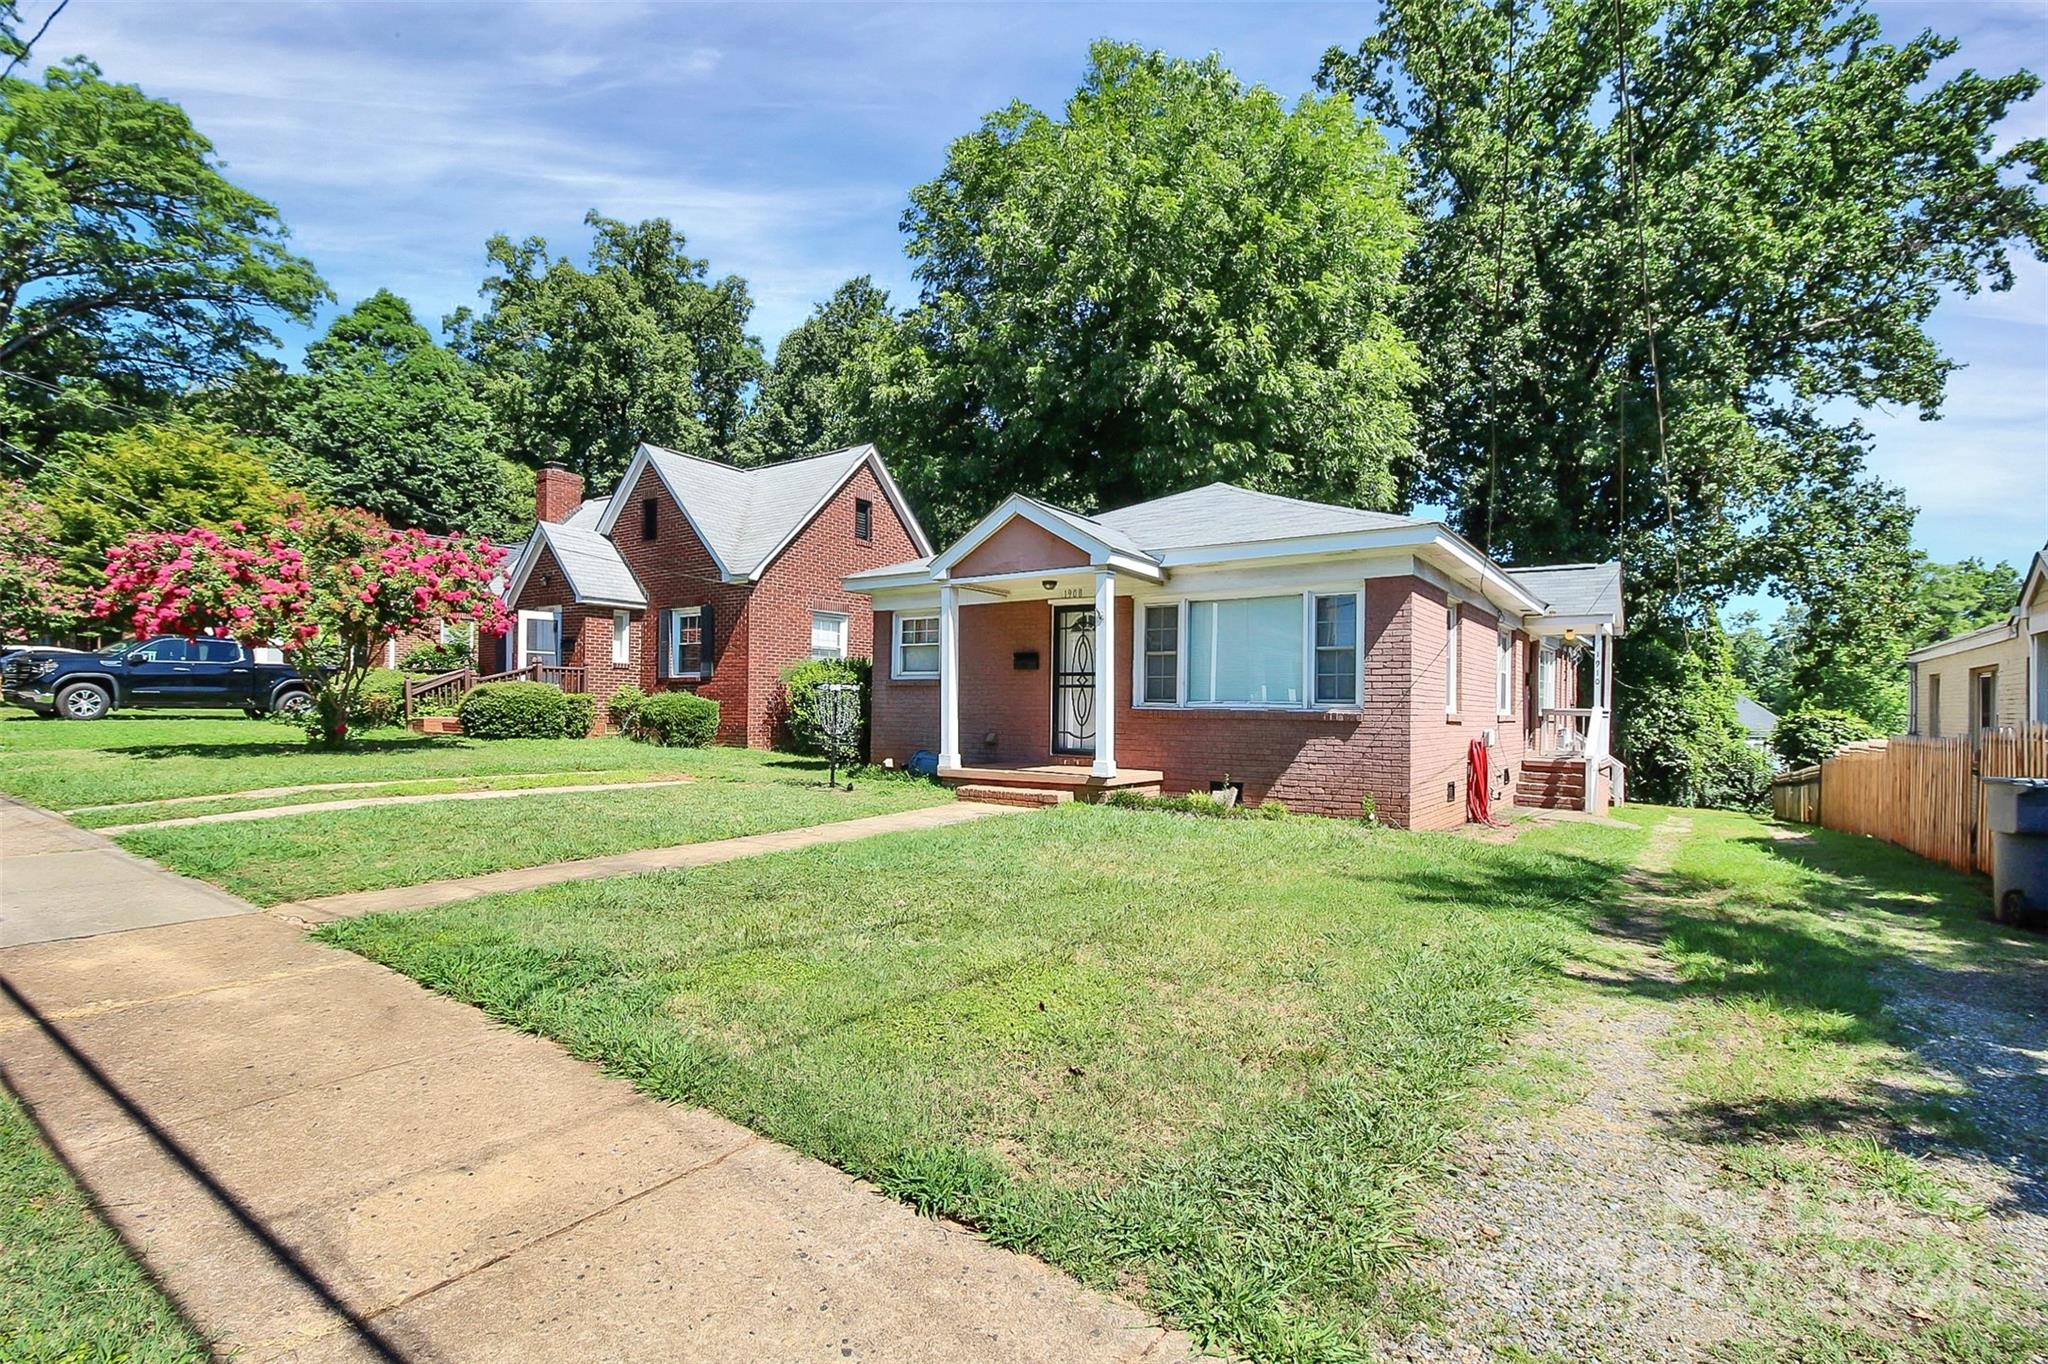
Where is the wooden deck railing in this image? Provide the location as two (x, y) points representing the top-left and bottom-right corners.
(403, 662), (588, 722)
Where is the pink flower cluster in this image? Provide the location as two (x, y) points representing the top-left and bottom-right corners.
(97, 512), (511, 663)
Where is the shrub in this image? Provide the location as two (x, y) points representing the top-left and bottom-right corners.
(778, 657), (871, 757)
(398, 638), (473, 674)
(625, 691), (720, 747)
(351, 669), (410, 728)
(1772, 707), (1881, 772)
(607, 685), (647, 732)
(458, 682), (593, 739)
(1104, 791), (1294, 820)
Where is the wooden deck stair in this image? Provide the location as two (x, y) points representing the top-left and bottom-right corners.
(1515, 757), (1587, 810)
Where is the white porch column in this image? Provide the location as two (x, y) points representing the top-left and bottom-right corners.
(1091, 566), (1118, 779)
(937, 583), (961, 771)
(1585, 630), (1610, 813)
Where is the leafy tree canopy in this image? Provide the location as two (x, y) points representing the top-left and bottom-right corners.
(446, 212), (765, 490)
(285, 291), (527, 539)
(1320, 0), (2044, 799)
(867, 41), (1419, 540)
(1771, 706), (1880, 770)
(1908, 555), (2022, 649)
(733, 276), (894, 466)
(0, 20), (327, 440)
(35, 417), (301, 588)
(0, 477), (85, 640)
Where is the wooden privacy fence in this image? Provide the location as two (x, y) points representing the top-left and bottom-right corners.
(1770, 726), (2048, 874)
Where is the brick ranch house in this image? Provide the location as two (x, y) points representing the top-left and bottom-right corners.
(846, 484), (1624, 829)
(494, 443), (931, 742)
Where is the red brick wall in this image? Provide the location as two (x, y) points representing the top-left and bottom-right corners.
(1403, 584), (1543, 830)
(499, 543), (622, 736)
(869, 577), (1463, 824)
(747, 462), (926, 748)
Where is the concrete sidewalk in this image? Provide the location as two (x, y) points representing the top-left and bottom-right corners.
(93, 776), (695, 835)
(0, 802), (1191, 1363)
(271, 799), (1018, 924)
(2, 799), (254, 947)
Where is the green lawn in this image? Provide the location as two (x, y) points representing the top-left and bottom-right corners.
(320, 805), (1650, 1358)
(67, 769), (698, 827)
(0, 710), (836, 810)
(117, 777), (951, 905)
(0, 1086), (206, 1363)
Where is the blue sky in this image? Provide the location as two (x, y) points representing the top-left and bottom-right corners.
(35, 0), (2048, 581)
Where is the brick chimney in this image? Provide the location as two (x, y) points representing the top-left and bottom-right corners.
(535, 463), (584, 524)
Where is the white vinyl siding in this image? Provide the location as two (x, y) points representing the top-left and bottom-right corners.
(810, 611), (850, 661)
(894, 613), (939, 678)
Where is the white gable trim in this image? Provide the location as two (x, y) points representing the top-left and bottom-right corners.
(929, 494), (1164, 581)
(742, 445), (935, 582)
(592, 444), (741, 582)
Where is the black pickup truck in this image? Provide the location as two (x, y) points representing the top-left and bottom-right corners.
(4, 636), (316, 721)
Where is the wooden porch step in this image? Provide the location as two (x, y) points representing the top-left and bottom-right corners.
(409, 716), (463, 735)
(953, 783), (1073, 808)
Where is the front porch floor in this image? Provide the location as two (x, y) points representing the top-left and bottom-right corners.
(937, 763), (1164, 805)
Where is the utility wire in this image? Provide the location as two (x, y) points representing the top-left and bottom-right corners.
(0, 365), (172, 426)
(0, 434), (185, 535)
(1611, 0), (1687, 616)
(1483, 0), (1520, 559)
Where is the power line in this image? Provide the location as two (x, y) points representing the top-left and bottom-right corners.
(0, 365), (170, 426)
(1482, 0), (1520, 559)
(0, 435), (185, 536)
(1611, 0), (1687, 617)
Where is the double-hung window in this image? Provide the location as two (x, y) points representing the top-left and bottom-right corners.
(1445, 602), (1460, 713)
(895, 613), (939, 678)
(810, 611), (849, 661)
(668, 607), (705, 677)
(611, 610), (632, 666)
(1496, 628), (1513, 715)
(1140, 592), (1359, 709)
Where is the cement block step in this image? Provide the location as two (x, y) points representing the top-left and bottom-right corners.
(953, 784), (1073, 808)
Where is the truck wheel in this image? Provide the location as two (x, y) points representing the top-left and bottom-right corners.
(57, 682), (112, 720)
(273, 690), (314, 718)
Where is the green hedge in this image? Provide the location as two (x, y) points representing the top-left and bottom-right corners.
(607, 685), (647, 733)
(778, 657), (870, 757)
(1771, 707), (1880, 771)
(624, 691), (720, 747)
(458, 682), (595, 740)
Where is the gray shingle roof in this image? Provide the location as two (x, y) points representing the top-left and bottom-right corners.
(534, 521), (646, 608)
(1735, 695), (1778, 739)
(1092, 482), (1427, 552)
(562, 497), (610, 531)
(638, 443), (892, 578)
(1504, 562), (1623, 618)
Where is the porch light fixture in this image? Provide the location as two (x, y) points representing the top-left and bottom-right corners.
(1562, 627), (1577, 644)
(1042, 579), (1058, 591)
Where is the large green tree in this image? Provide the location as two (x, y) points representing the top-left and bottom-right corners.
(867, 41), (1419, 539)
(0, 10), (327, 444)
(284, 291), (526, 539)
(446, 213), (765, 490)
(733, 276), (894, 466)
(1320, 0), (2045, 799)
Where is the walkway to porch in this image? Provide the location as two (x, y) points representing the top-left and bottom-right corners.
(937, 763), (1164, 808)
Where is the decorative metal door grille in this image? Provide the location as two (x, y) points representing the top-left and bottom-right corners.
(1052, 606), (1097, 754)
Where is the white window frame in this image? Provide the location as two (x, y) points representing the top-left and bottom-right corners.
(516, 608), (562, 669)
(1496, 626), (1514, 717)
(1141, 602), (1181, 705)
(810, 610), (850, 662)
(1445, 600), (1461, 714)
(893, 612), (940, 680)
(667, 606), (705, 679)
(611, 610), (632, 666)
(1129, 587), (1365, 713)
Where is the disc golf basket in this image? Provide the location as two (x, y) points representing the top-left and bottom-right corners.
(817, 682), (860, 790)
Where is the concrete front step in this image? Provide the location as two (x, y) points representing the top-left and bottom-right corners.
(953, 784), (1073, 808)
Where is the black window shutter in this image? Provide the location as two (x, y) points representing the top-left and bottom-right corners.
(699, 603), (714, 679)
(656, 610), (672, 680)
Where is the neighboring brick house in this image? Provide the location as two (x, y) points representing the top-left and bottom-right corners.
(847, 484), (1623, 828)
(498, 443), (931, 741)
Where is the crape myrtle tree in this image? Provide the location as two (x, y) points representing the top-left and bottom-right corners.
(0, 2), (328, 448)
(0, 478), (84, 640)
(1319, 0), (2045, 800)
(96, 506), (509, 746)
(865, 41), (1421, 541)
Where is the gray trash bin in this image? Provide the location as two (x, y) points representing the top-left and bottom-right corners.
(1982, 777), (2048, 928)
